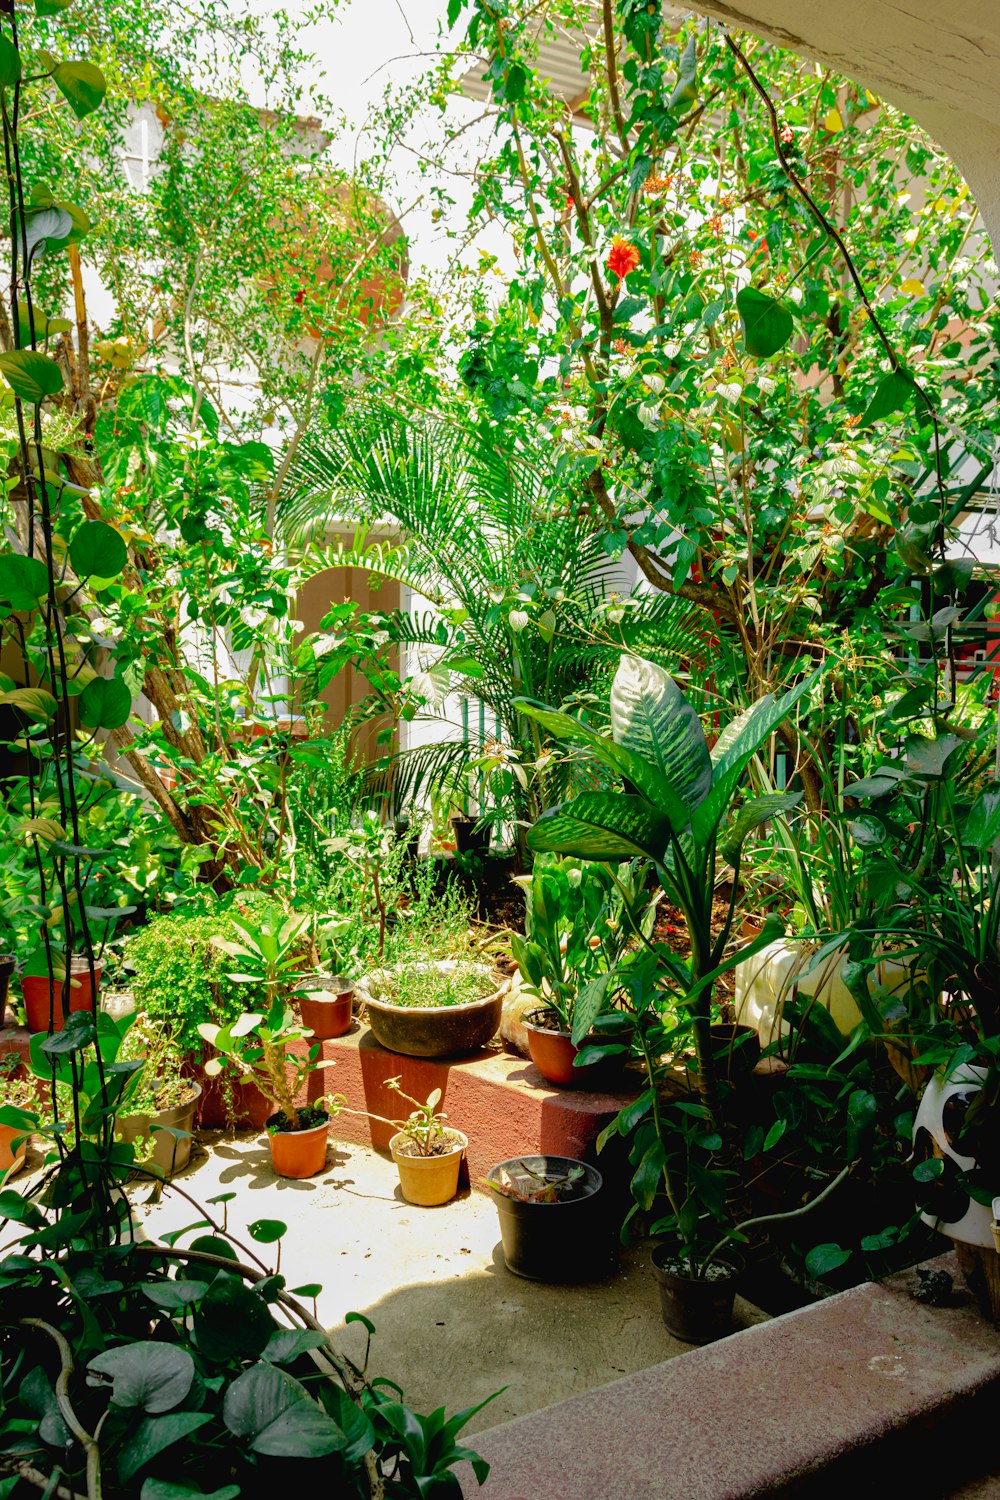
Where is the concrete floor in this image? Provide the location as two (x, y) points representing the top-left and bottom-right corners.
(125, 1129), (767, 1433)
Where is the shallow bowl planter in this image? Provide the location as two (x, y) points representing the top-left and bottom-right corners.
(486, 1154), (610, 1281)
(390, 1128), (467, 1206)
(21, 961), (103, 1034)
(115, 1082), (202, 1179)
(266, 1112), (329, 1179)
(651, 1246), (741, 1345)
(298, 977), (355, 1040)
(358, 961), (506, 1059)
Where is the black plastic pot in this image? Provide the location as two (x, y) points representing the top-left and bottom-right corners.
(451, 817), (491, 858)
(651, 1246), (740, 1344)
(486, 1155), (611, 1281)
(0, 954), (15, 1018)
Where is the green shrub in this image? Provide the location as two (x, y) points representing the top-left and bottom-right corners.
(128, 910), (258, 1056)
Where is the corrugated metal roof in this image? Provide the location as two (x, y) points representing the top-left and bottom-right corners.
(461, 2), (690, 117)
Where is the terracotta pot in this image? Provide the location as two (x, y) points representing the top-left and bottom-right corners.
(523, 1012), (626, 1089)
(0, 1119), (29, 1176)
(267, 1113), (329, 1179)
(22, 961), (103, 1034)
(652, 1248), (740, 1344)
(298, 979), (354, 1040)
(390, 1128), (467, 1206)
(115, 1083), (202, 1178)
(358, 961), (506, 1058)
(193, 1067), (273, 1130)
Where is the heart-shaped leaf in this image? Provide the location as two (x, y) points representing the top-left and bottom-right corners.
(193, 1273), (274, 1363)
(79, 675), (132, 730)
(140, 1481), (241, 1500)
(117, 1411), (212, 1485)
(47, 57), (107, 119)
(0, 34), (21, 88)
(87, 1343), (195, 1413)
(69, 519), (127, 580)
(736, 285), (794, 357)
(861, 368), (915, 426)
(0, 553), (49, 610)
(0, 349), (63, 403)
(222, 1362), (348, 1457)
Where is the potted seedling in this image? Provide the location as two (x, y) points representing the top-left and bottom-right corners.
(297, 914), (358, 1041)
(485, 1154), (610, 1281)
(511, 857), (654, 1086)
(0, 1052), (38, 1177)
(114, 1012), (202, 1179)
(335, 1077), (468, 1206)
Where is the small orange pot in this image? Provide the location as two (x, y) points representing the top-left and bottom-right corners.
(298, 981), (354, 1040)
(22, 961), (103, 1034)
(266, 1114), (329, 1179)
(0, 1120), (29, 1176)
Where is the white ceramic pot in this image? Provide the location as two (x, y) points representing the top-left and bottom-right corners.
(734, 938), (915, 1048)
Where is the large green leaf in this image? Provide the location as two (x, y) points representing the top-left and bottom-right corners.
(0, 34), (21, 88)
(140, 1482), (240, 1500)
(69, 519), (127, 579)
(45, 56), (107, 119)
(79, 675), (132, 730)
(514, 698), (690, 832)
(88, 1343), (195, 1413)
(117, 1412), (213, 1485)
(964, 783), (1000, 855)
(721, 792), (802, 867)
(193, 1273), (274, 1363)
(0, 552), (49, 610)
(0, 349), (63, 403)
(861, 369), (915, 427)
(694, 669), (820, 842)
(570, 972), (613, 1047)
(610, 655), (711, 814)
(222, 1363), (348, 1458)
(736, 286), (794, 357)
(527, 792), (673, 863)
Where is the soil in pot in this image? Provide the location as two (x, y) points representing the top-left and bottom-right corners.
(22, 961), (103, 1034)
(359, 961), (506, 1058)
(486, 1155), (612, 1281)
(390, 1127), (468, 1206)
(115, 1083), (202, 1179)
(522, 1010), (627, 1089)
(298, 978), (355, 1040)
(266, 1106), (329, 1179)
(651, 1247), (740, 1344)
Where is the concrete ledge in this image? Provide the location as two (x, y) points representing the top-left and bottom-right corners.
(308, 1025), (639, 1185)
(461, 1256), (1000, 1499)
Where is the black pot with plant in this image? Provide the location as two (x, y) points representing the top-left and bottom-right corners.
(0, 953), (15, 1018)
(486, 1155), (611, 1281)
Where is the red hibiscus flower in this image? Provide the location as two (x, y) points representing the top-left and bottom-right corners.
(606, 236), (640, 283)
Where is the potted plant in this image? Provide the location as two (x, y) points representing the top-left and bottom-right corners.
(296, 914), (358, 1041)
(336, 1076), (468, 1206)
(0, 952), (14, 1020)
(357, 959), (508, 1058)
(0, 1052), (37, 1176)
(485, 1155), (611, 1281)
(511, 856), (655, 1086)
(20, 947), (104, 1034)
(114, 1012), (202, 1178)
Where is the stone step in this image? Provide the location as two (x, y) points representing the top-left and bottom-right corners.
(310, 1026), (640, 1189)
(460, 1256), (1000, 1500)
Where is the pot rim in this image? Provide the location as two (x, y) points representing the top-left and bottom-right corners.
(120, 1081), (202, 1126)
(359, 960), (507, 1016)
(651, 1244), (742, 1282)
(389, 1128), (468, 1161)
(487, 1153), (602, 1204)
(265, 1111), (329, 1138)
(298, 979), (355, 1000)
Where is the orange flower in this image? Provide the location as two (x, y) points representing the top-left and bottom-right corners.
(607, 237), (640, 283)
